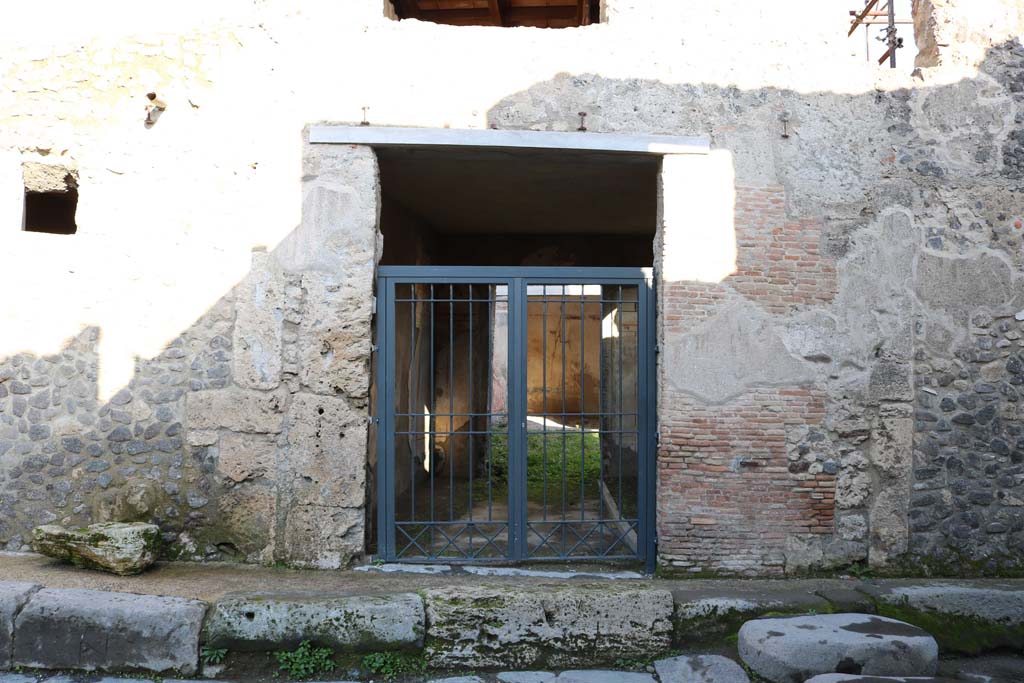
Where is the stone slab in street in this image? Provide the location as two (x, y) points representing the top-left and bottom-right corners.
(738, 613), (938, 683)
(203, 592), (424, 651)
(938, 654), (1024, 683)
(11, 588), (207, 675)
(555, 672), (656, 683)
(654, 654), (750, 683)
(0, 581), (38, 668)
(497, 674), (557, 683)
(803, 676), (958, 683)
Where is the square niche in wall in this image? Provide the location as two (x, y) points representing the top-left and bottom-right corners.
(22, 161), (78, 235)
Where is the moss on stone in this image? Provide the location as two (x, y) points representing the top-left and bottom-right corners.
(673, 605), (814, 646)
(872, 553), (1024, 580)
(875, 601), (1024, 656)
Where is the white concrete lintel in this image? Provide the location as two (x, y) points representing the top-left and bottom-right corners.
(308, 125), (709, 156)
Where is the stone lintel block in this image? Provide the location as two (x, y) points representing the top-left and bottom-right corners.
(0, 582), (40, 668)
(203, 592), (424, 652)
(184, 388), (283, 434)
(424, 585), (673, 669)
(12, 588), (207, 675)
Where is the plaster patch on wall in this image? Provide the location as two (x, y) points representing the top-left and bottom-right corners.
(664, 298), (813, 403)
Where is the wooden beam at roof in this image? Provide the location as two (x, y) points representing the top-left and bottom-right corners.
(397, 0), (420, 19)
(488, 0), (505, 26)
(417, 4), (577, 25)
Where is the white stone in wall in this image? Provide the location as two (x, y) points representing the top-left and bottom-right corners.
(279, 393), (367, 568)
(233, 249), (285, 390)
(184, 387), (284, 433)
(216, 431), (277, 483)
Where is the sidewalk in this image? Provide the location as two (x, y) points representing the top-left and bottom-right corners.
(1, 552), (1023, 682)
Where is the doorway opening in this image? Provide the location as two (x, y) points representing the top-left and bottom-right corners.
(371, 147), (657, 566)
(377, 269), (653, 564)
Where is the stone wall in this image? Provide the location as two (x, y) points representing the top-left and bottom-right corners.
(0, 140), (379, 568)
(1, 0), (1023, 573)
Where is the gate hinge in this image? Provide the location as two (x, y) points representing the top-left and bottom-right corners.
(371, 343), (379, 353)
(371, 295), (377, 315)
(368, 416), (381, 425)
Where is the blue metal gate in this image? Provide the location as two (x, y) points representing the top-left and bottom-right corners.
(374, 267), (655, 569)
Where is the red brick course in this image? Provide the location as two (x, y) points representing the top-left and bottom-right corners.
(728, 185), (836, 314)
(655, 184), (837, 575)
(657, 386), (833, 575)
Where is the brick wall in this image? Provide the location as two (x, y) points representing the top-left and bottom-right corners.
(657, 386), (832, 575)
(729, 185), (836, 315)
(656, 184), (837, 575)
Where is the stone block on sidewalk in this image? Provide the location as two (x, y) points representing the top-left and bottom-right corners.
(31, 522), (160, 576)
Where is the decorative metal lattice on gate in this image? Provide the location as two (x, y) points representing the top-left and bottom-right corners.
(374, 267), (655, 569)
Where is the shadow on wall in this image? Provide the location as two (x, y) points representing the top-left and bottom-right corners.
(2, 38), (1024, 575)
(0, 138), (379, 569)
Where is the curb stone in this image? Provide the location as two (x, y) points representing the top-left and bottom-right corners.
(423, 585), (673, 669)
(859, 583), (1024, 655)
(0, 582), (39, 669)
(802, 676), (958, 683)
(203, 592), (424, 651)
(2, 579), (1023, 679)
(12, 588), (207, 675)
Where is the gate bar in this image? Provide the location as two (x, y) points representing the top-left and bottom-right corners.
(375, 268), (656, 568)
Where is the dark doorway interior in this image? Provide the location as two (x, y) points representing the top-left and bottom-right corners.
(377, 146), (658, 268)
